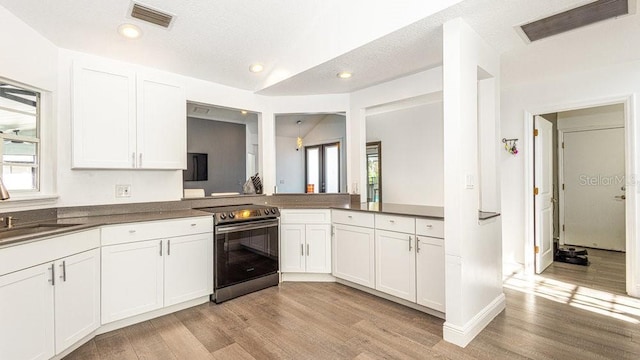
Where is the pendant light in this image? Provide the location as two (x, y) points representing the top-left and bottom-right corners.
(296, 120), (303, 151)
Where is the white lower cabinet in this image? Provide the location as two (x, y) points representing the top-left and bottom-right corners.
(0, 263), (55, 360)
(416, 235), (445, 312)
(0, 231), (100, 360)
(101, 239), (164, 323)
(54, 249), (101, 353)
(332, 223), (376, 288)
(375, 229), (416, 302)
(101, 217), (213, 324)
(280, 210), (332, 274)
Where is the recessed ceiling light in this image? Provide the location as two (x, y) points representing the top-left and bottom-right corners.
(337, 71), (352, 79)
(241, 110), (248, 115)
(249, 63), (264, 73)
(118, 24), (142, 39)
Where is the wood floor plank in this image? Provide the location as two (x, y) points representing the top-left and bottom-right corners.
(63, 339), (100, 360)
(211, 343), (256, 360)
(123, 321), (176, 360)
(150, 314), (214, 360)
(173, 306), (234, 353)
(93, 332), (138, 360)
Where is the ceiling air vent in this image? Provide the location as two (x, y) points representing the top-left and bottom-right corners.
(131, 3), (173, 28)
(520, 0), (629, 42)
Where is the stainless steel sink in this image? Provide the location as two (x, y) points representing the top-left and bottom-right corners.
(0, 223), (82, 241)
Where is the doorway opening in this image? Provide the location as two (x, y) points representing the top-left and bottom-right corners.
(532, 103), (627, 295)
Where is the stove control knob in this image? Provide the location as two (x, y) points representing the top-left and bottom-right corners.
(264, 209), (270, 215)
(219, 213), (226, 220)
(270, 208), (277, 214)
(229, 212), (236, 219)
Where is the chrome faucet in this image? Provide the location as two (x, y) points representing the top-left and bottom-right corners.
(0, 177), (9, 200)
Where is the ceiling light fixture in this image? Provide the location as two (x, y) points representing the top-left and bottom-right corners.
(241, 110), (248, 115)
(249, 63), (264, 73)
(118, 24), (142, 39)
(296, 120), (303, 151)
(337, 71), (352, 79)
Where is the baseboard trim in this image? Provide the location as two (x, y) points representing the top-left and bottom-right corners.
(98, 296), (210, 334)
(281, 272), (336, 282)
(443, 292), (506, 347)
(335, 278), (445, 319)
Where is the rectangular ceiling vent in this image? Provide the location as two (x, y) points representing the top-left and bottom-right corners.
(131, 3), (173, 28)
(520, 0), (629, 42)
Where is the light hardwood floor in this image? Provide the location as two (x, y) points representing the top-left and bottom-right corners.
(66, 251), (638, 359)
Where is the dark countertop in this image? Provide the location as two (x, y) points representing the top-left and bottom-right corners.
(332, 202), (445, 219)
(0, 209), (212, 249)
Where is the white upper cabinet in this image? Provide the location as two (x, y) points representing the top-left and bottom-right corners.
(72, 61), (136, 169)
(72, 59), (186, 169)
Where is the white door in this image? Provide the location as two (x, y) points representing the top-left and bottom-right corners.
(101, 240), (164, 323)
(164, 234), (214, 306)
(280, 224), (306, 272)
(535, 115), (555, 274)
(0, 263), (55, 360)
(54, 249), (101, 354)
(562, 127), (625, 250)
(332, 224), (375, 288)
(72, 60), (137, 169)
(416, 236), (445, 312)
(136, 72), (186, 169)
(305, 224), (331, 273)
(375, 230), (416, 302)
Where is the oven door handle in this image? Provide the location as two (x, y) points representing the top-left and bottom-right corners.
(216, 219), (279, 234)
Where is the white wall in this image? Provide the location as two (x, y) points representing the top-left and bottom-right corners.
(350, 67), (443, 198)
(275, 136), (305, 193)
(366, 101), (443, 205)
(557, 104), (624, 130)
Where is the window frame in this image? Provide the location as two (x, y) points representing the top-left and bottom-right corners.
(0, 81), (41, 193)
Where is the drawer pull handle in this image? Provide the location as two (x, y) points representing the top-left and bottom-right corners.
(348, 215), (353, 219)
(389, 220), (395, 223)
(301, 244), (304, 256)
(416, 237), (421, 253)
(129, 230), (136, 233)
(191, 223), (197, 227)
(426, 224), (433, 229)
(408, 235), (412, 252)
(159, 240), (163, 256)
(49, 264), (55, 286)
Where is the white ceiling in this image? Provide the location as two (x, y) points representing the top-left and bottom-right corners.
(0, 0), (637, 95)
(275, 113), (345, 138)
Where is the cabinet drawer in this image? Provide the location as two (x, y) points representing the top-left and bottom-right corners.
(416, 218), (444, 238)
(375, 214), (415, 234)
(101, 216), (213, 246)
(280, 209), (331, 224)
(0, 229), (100, 276)
(332, 210), (374, 228)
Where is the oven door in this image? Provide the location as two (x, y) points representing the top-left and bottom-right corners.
(215, 219), (279, 289)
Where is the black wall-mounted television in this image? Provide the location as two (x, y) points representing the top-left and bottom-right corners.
(184, 153), (208, 181)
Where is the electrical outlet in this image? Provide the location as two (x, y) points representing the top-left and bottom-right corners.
(116, 184), (131, 198)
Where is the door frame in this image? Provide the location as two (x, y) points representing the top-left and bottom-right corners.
(523, 95), (636, 297)
(558, 125), (625, 248)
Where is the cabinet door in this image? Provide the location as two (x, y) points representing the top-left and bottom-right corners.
(416, 236), (445, 312)
(0, 263), (55, 360)
(101, 240), (164, 323)
(332, 224), (375, 288)
(54, 249), (101, 353)
(164, 234), (214, 306)
(136, 72), (186, 169)
(280, 224), (306, 273)
(305, 224), (331, 273)
(72, 60), (136, 168)
(375, 230), (416, 302)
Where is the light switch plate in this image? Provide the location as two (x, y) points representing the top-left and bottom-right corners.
(116, 184), (131, 198)
(465, 174), (475, 189)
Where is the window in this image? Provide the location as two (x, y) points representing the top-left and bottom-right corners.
(0, 82), (40, 192)
(305, 142), (340, 193)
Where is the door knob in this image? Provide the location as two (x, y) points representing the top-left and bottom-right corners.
(615, 195), (626, 200)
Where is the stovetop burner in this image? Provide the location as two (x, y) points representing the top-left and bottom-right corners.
(197, 204), (280, 224)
